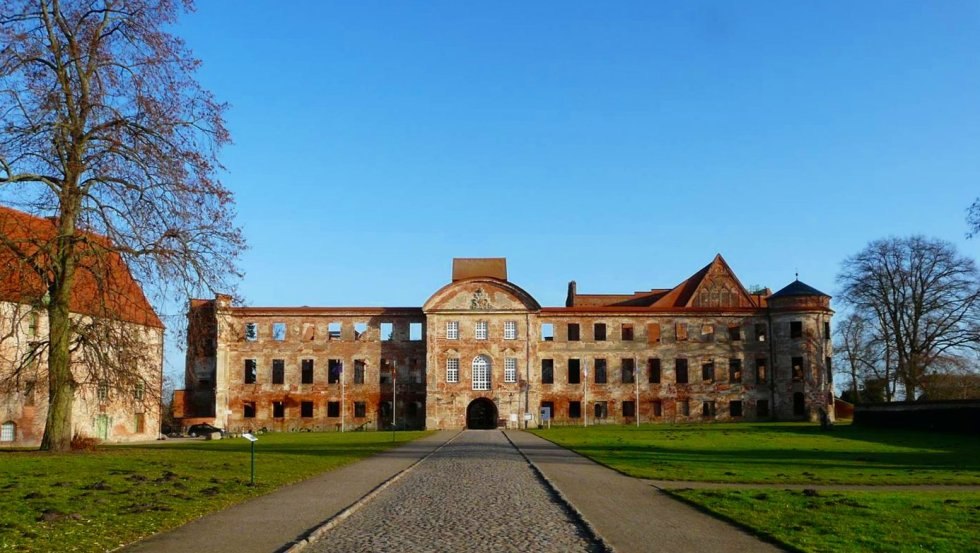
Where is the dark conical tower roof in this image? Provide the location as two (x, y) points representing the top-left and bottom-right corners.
(769, 279), (830, 299)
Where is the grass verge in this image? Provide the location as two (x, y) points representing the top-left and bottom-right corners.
(670, 488), (980, 553)
(528, 422), (980, 484)
(0, 431), (430, 553)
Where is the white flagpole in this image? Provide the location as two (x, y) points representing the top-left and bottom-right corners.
(584, 359), (589, 428)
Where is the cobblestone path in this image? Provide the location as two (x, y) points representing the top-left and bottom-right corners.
(307, 430), (603, 552)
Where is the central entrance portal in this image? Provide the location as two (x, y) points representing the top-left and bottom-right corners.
(466, 398), (498, 429)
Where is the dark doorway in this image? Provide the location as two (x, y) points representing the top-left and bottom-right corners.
(466, 398), (498, 429)
(793, 392), (806, 417)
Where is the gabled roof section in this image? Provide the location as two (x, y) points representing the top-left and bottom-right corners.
(770, 279), (830, 299)
(0, 205), (163, 328)
(650, 254), (760, 309)
(452, 258), (507, 282)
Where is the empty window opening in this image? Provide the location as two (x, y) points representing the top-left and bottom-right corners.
(472, 356), (491, 390)
(757, 399), (770, 417)
(675, 322), (688, 341)
(354, 360), (366, 384)
(273, 401), (285, 418)
(594, 401), (608, 419)
(701, 324), (714, 341)
(792, 357), (804, 381)
(354, 322), (368, 340)
(569, 401), (582, 419)
(756, 358), (768, 384)
(446, 358), (460, 383)
(302, 359), (314, 384)
(301, 401), (314, 418)
(648, 358), (661, 384)
(824, 321), (831, 339)
(327, 401), (340, 418)
(652, 400), (663, 418)
(826, 356), (833, 383)
(303, 323), (316, 341)
(702, 362), (715, 383)
(568, 359), (581, 384)
(504, 358), (517, 383)
(790, 321), (803, 339)
(245, 322), (258, 341)
(647, 323), (661, 344)
(729, 359), (742, 383)
(1, 421), (16, 442)
(728, 325), (741, 341)
(381, 322), (394, 341)
(594, 323), (607, 341)
(623, 400), (636, 417)
(475, 320), (488, 340)
(675, 359), (689, 384)
(272, 322), (286, 341)
(702, 401), (716, 418)
(446, 321), (459, 340)
(328, 322), (342, 340)
(541, 323), (554, 341)
(541, 359), (554, 384)
(793, 392), (805, 416)
(621, 358), (636, 384)
(678, 399), (690, 417)
(354, 402), (366, 418)
(730, 400), (743, 418)
(410, 322), (423, 341)
(594, 359), (607, 384)
(328, 359), (343, 384)
(504, 321), (517, 340)
(272, 359), (285, 385)
(244, 402), (256, 418)
(244, 359), (257, 384)
(567, 323), (580, 341)
(621, 324), (634, 341)
(755, 323), (767, 342)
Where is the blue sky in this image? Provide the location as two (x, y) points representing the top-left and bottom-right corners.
(160, 1), (980, 375)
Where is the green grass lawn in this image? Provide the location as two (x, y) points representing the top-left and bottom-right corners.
(0, 431), (429, 553)
(529, 422), (980, 484)
(671, 489), (980, 553)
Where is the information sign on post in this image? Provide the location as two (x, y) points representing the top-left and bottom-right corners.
(242, 433), (258, 485)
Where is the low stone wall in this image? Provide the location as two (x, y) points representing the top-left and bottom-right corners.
(853, 400), (980, 434)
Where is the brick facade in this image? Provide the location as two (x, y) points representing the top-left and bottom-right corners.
(180, 255), (834, 432)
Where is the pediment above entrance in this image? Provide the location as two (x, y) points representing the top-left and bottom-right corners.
(423, 278), (541, 313)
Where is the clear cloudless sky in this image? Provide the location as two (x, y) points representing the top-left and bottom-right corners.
(159, 1), (980, 376)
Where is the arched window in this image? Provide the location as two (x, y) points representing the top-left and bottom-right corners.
(472, 356), (491, 391)
(1, 421), (16, 442)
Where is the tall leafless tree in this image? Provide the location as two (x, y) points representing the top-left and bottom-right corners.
(0, 0), (244, 451)
(969, 198), (979, 238)
(837, 236), (980, 400)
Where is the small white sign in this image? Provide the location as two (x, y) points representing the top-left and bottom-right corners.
(524, 413), (533, 421)
(242, 433), (258, 442)
(509, 413), (518, 422)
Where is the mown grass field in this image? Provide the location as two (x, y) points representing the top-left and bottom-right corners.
(0, 431), (429, 553)
(529, 422), (980, 484)
(671, 489), (980, 553)
(530, 422), (980, 552)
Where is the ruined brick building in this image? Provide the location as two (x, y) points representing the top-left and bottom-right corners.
(0, 206), (163, 446)
(179, 256), (834, 432)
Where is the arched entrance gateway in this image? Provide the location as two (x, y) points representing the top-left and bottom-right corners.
(466, 398), (498, 429)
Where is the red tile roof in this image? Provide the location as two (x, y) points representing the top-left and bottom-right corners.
(0, 205), (163, 328)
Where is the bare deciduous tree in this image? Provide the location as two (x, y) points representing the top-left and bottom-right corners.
(837, 236), (980, 400)
(0, 0), (244, 451)
(969, 198), (980, 238)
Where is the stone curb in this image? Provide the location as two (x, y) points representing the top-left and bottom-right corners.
(502, 430), (613, 553)
(279, 430), (464, 553)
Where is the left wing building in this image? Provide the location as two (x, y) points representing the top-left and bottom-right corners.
(0, 206), (164, 446)
(177, 256), (835, 432)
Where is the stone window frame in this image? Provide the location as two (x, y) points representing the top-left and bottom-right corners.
(503, 321), (517, 340)
(475, 320), (488, 340)
(472, 355), (491, 391)
(446, 321), (459, 340)
(504, 357), (517, 383)
(446, 357), (459, 383)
